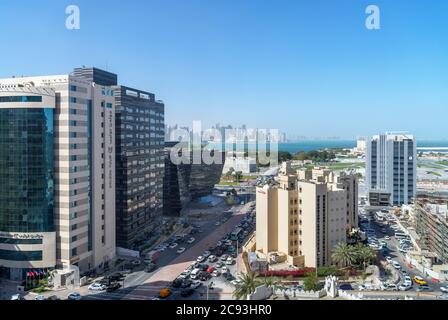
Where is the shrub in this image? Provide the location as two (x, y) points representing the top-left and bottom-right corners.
(258, 268), (315, 278)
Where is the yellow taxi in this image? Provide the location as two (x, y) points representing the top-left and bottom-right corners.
(159, 288), (171, 298)
(413, 276), (427, 285)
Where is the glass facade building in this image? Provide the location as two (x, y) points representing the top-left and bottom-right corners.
(0, 108), (54, 233)
(366, 133), (416, 206)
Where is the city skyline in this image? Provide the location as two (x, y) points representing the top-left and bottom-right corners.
(0, 1), (447, 139)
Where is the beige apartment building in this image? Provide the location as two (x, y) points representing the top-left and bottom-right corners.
(256, 163), (358, 268)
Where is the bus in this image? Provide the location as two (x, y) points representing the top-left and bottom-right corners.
(230, 228), (243, 241)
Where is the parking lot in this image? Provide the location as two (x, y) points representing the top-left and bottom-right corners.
(356, 208), (448, 297)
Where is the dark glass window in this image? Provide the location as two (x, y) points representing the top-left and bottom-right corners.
(0, 237), (43, 244)
(0, 108), (54, 233)
(0, 96), (43, 103)
(0, 249), (43, 261)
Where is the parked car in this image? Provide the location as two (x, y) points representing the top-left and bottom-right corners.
(189, 268), (202, 280)
(107, 282), (122, 292)
(440, 286), (448, 293)
(171, 278), (184, 288)
(89, 282), (107, 291)
(191, 281), (202, 289)
(215, 261), (224, 268)
(11, 294), (24, 301)
(67, 292), (82, 300)
(144, 263), (158, 273)
(199, 271), (211, 281)
(222, 266), (229, 274)
(392, 261), (402, 270)
(197, 263), (209, 271)
(386, 283), (398, 291)
(131, 259), (142, 266)
(181, 279), (192, 289)
(169, 242), (179, 249)
(177, 247), (186, 254)
(206, 266), (215, 273)
(339, 284), (353, 291)
(386, 256), (393, 263)
(180, 288), (195, 297)
(399, 284), (412, 291)
(196, 256), (206, 263)
(208, 255), (217, 263)
(230, 279), (242, 286)
(212, 270), (221, 277)
(416, 285), (432, 292)
(46, 295), (60, 301)
(187, 237), (195, 244)
(110, 272), (125, 281)
(203, 251), (211, 258)
(35, 295), (46, 301)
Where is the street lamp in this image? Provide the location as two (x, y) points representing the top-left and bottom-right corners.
(207, 281), (215, 300)
(236, 240), (239, 272)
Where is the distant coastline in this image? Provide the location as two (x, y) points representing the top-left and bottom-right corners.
(278, 140), (448, 153)
(205, 140), (448, 153)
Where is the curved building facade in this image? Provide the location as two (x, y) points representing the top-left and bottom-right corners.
(0, 86), (56, 281)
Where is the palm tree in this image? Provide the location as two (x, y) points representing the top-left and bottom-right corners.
(234, 171), (243, 183)
(233, 272), (260, 300)
(303, 272), (319, 292)
(355, 244), (377, 271)
(331, 243), (356, 268)
(262, 276), (285, 294)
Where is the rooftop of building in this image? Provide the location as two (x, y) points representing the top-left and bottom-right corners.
(416, 196), (448, 221)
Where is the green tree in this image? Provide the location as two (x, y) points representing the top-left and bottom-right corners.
(354, 244), (377, 271)
(278, 151), (292, 163)
(331, 243), (357, 268)
(234, 171), (243, 183)
(303, 272), (319, 292)
(233, 272), (261, 300)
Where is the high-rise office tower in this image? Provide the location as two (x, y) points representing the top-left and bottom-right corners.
(0, 74), (116, 280)
(114, 86), (164, 249)
(74, 68), (165, 250)
(366, 133), (416, 206)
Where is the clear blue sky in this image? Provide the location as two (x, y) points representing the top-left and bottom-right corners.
(1, 0), (447, 140)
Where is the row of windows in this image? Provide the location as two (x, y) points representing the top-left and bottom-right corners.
(0, 249), (43, 261)
(0, 96), (42, 103)
(0, 237), (43, 244)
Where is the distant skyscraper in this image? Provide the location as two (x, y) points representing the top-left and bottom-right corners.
(366, 133), (416, 206)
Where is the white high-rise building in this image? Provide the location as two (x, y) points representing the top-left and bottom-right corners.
(366, 133), (416, 206)
(0, 74), (115, 280)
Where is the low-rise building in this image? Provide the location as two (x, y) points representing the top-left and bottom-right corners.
(255, 162), (358, 268)
(223, 152), (257, 175)
(414, 195), (448, 264)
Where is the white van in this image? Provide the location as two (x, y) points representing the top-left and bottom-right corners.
(190, 268), (201, 280)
